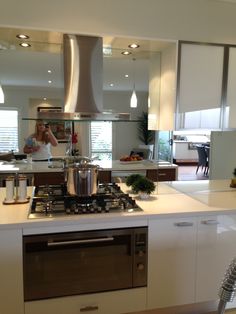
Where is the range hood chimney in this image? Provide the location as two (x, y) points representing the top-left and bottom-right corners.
(38, 34), (131, 121)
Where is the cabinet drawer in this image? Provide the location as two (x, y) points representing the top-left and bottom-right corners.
(25, 288), (146, 314)
(157, 169), (176, 181)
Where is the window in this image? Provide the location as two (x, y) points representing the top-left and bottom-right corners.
(0, 110), (18, 152)
(90, 121), (112, 160)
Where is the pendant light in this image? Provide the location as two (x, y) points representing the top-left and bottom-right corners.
(130, 58), (137, 108)
(0, 85), (4, 103)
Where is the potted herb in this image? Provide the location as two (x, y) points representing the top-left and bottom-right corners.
(132, 176), (155, 199)
(126, 174), (143, 188)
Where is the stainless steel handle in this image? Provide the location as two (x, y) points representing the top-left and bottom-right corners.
(201, 219), (219, 225)
(174, 222), (194, 227)
(158, 173), (166, 176)
(80, 305), (99, 312)
(47, 237), (114, 247)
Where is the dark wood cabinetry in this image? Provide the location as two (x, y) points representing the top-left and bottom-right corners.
(157, 169), (177, 181)
(33, 172), (65, 186)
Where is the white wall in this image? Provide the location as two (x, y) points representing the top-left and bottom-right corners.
(1, 0), (236, 45)
(104, 91), (149, 159)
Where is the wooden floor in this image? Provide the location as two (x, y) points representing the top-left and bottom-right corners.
(177, 165), (209, 181)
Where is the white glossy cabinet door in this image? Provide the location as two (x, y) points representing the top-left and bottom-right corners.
(0, 228), (24, 314)
(227, 47), (236, 128)
(147, 217), (197, 309)
(196, 214), (236, 308)
(25, 287), (146, 314)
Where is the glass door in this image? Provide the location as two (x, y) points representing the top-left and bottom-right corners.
(155, 131), (173, 162)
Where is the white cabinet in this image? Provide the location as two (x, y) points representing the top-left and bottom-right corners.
(173, 142), (198, 161)
(147, 217), (197, 309)
(147, 214), (236, 311)
(196, 214), (236, 308)
(226, 47), (236, 128)
(25, 287), (146, 314)
(0, 228), (24, 314)
(148, 44), (177, 131)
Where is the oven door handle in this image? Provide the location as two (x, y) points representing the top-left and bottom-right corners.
(47, 236), (114, 247)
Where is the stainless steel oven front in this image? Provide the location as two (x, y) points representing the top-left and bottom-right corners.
(23, 227), (148, 301)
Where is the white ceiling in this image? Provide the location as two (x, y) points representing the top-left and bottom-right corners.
(0, 27), (174, 93)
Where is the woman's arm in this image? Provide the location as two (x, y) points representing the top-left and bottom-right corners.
(45, 126), (58, 146)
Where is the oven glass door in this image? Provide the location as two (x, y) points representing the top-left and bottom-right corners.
(23, 228), (134, 301)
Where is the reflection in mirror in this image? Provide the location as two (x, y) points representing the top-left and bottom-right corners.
(0, 26), (175, 159)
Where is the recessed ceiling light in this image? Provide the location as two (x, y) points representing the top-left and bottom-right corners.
(16, 34), (29, 39)
(121, 51), (132, 55)
(47, 70), (52, 73)
(125, 74), (129, 78)
(43, 97), (47, 100)
(48, 80), (52, 84)
(128, 43), (140, 49)
(19, 42), (31, 48)
(109, 83), (114, 87)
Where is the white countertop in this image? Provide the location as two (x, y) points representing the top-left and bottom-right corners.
(0, 160), (177, 174)
(0, 180), (235, 232)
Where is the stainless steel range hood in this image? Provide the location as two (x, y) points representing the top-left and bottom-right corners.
(38, 34), (131, 122)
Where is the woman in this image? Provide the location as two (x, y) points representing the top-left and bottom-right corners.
(24, 120), (58, 161)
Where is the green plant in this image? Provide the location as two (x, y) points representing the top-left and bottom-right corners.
(126, 174), (143, 187)
(233, 168), (236, 177)
(137, 111), (155, 145)
(132, 176), (155, 195)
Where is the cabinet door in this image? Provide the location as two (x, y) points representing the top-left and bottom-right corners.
(25, 287), (146, 314)
(196, 214), (236, 307)
(147, 217), (197, 309)
(0, 229), (24, 314)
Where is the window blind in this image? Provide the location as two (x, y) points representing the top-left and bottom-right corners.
(0, 110), (18, 152)
(90, 121), (112, 160)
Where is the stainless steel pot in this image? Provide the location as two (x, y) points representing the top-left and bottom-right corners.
(65, 163), (99, 196)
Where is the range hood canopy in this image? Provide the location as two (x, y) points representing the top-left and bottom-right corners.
(37, 34), (133, 122)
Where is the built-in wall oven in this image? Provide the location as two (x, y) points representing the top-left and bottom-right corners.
(23, 227), (148, 301)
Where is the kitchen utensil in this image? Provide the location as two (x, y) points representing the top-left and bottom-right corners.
(65, 162), (99, 196)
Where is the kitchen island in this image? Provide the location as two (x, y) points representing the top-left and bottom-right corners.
(1, 179), (236, 314)
(0, 159), (178, 186)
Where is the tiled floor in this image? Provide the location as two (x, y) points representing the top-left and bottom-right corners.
(178, 165), (209, 181)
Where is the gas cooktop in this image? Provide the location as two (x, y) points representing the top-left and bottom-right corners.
(28, 183), (142, 219)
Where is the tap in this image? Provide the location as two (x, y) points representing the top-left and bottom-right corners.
(218, 257), (236, 314)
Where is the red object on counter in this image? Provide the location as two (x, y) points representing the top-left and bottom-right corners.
(72, 133), (78, 144)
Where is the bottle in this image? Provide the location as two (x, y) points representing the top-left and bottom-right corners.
(18, 175), (27, 201)
(5, 176), (15, 202)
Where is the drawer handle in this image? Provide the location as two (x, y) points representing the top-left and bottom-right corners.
(80, 306), (99, 312)
(201, 220), (219, 225)
(174, 222), (194, 227)
(158, 173), (166, 176)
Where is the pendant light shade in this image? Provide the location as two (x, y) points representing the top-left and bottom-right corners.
(0, 85), (4, 103)
(130, 90), (137, 108)
(130, 58), (137, 108)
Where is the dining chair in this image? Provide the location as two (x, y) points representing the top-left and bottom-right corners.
(204, 146), (210, 175)
(196, 145), (208, 175)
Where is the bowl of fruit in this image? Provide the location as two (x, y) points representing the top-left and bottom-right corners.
(119, 154), (143, 163)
